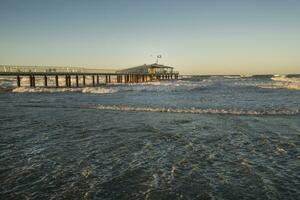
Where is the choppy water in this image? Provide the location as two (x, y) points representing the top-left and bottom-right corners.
(0, 75), (300, 199)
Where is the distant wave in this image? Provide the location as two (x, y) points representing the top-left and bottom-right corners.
(258, 75), (300, 90)
(12, 87), (118, 94)
(94, 105), (299, 115)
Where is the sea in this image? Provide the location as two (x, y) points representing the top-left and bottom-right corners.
(0, 75), (299, 199)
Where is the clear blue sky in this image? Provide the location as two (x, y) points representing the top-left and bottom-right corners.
(0, 0), (299, 74)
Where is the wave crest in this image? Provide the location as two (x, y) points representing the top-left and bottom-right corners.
(12, 87), (118, 94)
(94, 105), (299, 115)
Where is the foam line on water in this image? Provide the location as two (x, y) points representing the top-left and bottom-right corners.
(258, 75), (300, 90)
(12, 87), (118, 94)
(94, 105), (300, 115)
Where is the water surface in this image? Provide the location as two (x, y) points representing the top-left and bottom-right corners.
(0, 75), (299, 199)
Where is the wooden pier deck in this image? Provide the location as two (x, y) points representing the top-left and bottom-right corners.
(0, 72), (179, 88)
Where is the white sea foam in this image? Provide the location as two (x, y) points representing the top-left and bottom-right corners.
(224, 75), (241, 79)
(240, 74), (254, 78)
(81, 87), (118, 94)
(12, 87), (118, 94)
(94, 105), (299, 115)
(0, 77), (16, 89)
(258, 75), (300, 90)
(271, 76), (300, 90)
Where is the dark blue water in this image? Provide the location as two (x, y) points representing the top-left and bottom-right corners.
(0, 76), (300, 199)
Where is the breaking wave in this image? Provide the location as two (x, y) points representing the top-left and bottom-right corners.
(12, 87), (118, 94)
(258, 75), (300, 90)
(94, 105), (299, 115)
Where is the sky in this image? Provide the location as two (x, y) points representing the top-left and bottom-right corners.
(0, 0), (299, 75)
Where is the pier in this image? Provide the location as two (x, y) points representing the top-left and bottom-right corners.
(0, 63), (179, 87)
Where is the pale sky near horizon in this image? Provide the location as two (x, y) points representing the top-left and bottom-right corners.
(0, 0), (299, 75)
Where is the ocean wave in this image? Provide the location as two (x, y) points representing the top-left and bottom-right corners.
(12, 87), (118, 94)
(223, 75), (241, 79)
(94, 105), (299, 115)
(0, 78), (15, 89)
(257, 75), (300, 90)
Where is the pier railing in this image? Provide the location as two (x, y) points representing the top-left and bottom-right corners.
(0, 65), (117, 73)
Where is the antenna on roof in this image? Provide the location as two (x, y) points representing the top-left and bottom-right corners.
(150, 54), (162, 64)
(156, 55), (162, 64)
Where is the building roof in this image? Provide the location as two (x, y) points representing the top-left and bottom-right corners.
(117, 63), (173, 73)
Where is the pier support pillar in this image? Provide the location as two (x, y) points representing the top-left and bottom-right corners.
(65, 75), (68, 87)
(83, 75), (86, 86)
(68, 75), (72, 87)
(76, 75), (79, 87)
(55, 75), (59, 87)
(92, 75), (95, 86)
(30, 75), (36, 87)
(97, 75), (99, 84)
(17, 75), (21, 87)
(33, 75), (35, 87)
(44, 75), (47, 87)
(29, 75), (32, 87)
